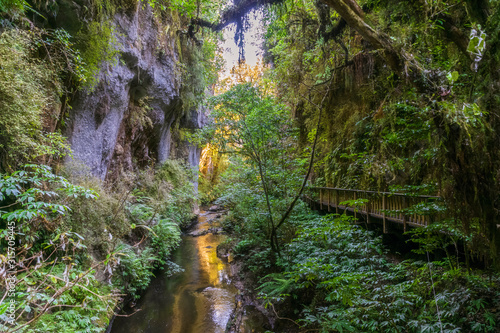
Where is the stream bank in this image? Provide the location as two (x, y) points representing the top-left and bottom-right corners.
(108, 207), (271, 333)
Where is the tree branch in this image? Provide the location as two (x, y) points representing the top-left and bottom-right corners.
(191, 0), (284, 31)
(274, 76), (335, 232)
(321, 0), (404, 74)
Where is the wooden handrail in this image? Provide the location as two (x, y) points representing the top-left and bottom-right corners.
(306, 186), (440, 199)
(304, 186), (443, 231)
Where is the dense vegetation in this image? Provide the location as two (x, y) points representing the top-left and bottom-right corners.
(2, 0), (500, 332)
(257, 0), (499, 269)
(194, 0), (500, 331)
(0, 160), (196, 331)
(0, 0), (215, 331)
(205, 82), (500, 332)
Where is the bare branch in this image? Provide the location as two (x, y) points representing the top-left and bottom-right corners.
(274, 74), (335, 235)
(191, 0), (284, 31)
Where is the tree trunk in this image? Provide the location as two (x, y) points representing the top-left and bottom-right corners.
(321, 0), (404, 75)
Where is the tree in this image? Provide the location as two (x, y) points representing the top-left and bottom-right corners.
(203, 76), (331, 255)
(204, 83), (301, 253)
(193, 0), (418, 76)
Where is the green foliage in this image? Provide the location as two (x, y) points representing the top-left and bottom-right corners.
(257, 214), (500, 332)
(339, 198), (368, 213)
(165, 0), (197, 18)
(62, 183), (129, 258)
(326, 100), (439, 189)
(19, 264), (117, 333)
(148, 0), (225, 21)
(0, 26), (88, 169)
(0, 29), (62, 168)
(233, 239), (257, 257)
(198, 172), (224, 205)
(77, 21), (120, 89)
(207, 83), (294, 157)
(467, 28), (487, 57)
(0, 165), (123, 332)
(64, 159), (193, 299)
(200, 33), (225, 88)
(113, 243), (156, 297)
(0, 160), (194, 329)
(138, 159), (197, 227)
(261, 0), (500, 266)
(216, 159), (314, 269)
(179, 33), (223, 114)
(0, 164), (97, 243)
(0, 0), (31, 19)
(151, 218), (181, 261)
(113, 201), (183, 298)
(201, 83), (311, 251)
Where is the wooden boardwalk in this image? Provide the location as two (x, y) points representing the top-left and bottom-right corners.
(304, 187), (441, 233)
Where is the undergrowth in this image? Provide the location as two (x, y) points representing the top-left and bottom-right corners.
(0, 29), (64, 170)
(253, 214), (500, 332)
(0, 160), (195, 332)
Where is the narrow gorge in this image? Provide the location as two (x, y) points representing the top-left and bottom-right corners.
(1, 1), (499, 332)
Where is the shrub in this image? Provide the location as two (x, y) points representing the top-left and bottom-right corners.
(0, 29), (62, 169)
(257, 214), (500, 332)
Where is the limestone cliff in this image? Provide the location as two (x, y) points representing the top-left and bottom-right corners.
(59, 3), (205, 181)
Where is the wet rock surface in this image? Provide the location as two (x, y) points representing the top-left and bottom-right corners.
(64, 5), (206, 180)
(208, 204), (225, 212)
(187, 209), (226, 237)
(225, 261), (274, 333)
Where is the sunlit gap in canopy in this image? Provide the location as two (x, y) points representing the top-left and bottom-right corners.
(219, 7), (265, 81)
(199, 7), (266, 189)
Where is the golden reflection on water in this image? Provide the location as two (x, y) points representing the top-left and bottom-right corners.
(166, 212), (235, 333)
(170, 288), (209, 333)
(110, 211), (238, 333)
(197, 234), (226, 286)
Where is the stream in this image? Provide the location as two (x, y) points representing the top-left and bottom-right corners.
(108, 209), (266, 333)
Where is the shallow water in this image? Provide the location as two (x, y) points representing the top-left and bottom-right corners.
(109, 211), (237, 333)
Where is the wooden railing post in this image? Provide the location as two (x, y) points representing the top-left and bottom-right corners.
(353, 191), (357, 219)
(382, 194), (387, 233)
(320, 188), (323, 210)
(402, 197), (407, 232)
(327, 189), (331, 212)
(363, 191), (367, 216)
(366, 193), (371, 224)
(336, 190), (339, 214)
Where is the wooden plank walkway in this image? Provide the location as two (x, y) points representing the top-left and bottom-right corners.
(304, 187), (441, 233)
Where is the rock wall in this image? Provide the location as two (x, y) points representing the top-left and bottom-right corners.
(63, 4), (205, 182)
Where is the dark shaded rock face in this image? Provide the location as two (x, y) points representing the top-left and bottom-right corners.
(65, 5), (205, 181)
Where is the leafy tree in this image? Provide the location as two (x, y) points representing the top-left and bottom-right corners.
(204, 83), (302, 252)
